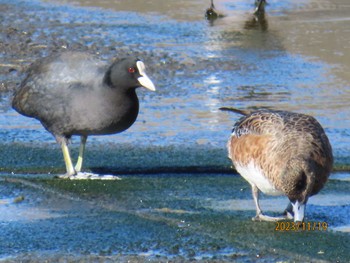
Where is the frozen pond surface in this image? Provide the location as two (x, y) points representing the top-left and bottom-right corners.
(0, 0), (350, 261)
(0, 173), (349, 262)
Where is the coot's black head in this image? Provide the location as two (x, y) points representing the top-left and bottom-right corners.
(104, 57), (156, 92)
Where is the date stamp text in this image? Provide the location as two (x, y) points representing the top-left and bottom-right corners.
(275, 221), (328, 232)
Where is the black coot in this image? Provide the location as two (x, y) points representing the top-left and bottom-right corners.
(12, 51), (156, 179)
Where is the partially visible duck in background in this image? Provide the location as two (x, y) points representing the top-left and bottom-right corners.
(205, 0), (267, 21)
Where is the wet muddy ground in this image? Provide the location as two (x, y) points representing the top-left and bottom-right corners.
(0, 0), (350, 262)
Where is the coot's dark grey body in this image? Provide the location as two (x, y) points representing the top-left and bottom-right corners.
(12, 51), (156, 178)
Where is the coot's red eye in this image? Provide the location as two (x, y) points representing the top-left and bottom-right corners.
(128, 67), (136, 73)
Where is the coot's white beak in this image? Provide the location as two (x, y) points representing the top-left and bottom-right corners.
(136, 61), (156, 91)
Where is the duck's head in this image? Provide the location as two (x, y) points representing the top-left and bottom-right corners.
(282, 157), (319, 222)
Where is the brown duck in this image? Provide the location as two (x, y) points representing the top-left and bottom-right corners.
(220, 107), (333, 222)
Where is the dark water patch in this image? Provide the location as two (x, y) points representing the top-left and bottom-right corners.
(0, 142), (232, 175)
(1, 142), (349, 176)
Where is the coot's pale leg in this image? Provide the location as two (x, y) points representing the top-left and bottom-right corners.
(61, 141), (76, 177)
(75, 135), (87, 173)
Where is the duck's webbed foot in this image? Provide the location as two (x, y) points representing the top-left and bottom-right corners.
(252, 212), (287, 222)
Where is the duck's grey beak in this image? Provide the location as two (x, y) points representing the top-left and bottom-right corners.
(137, 61), (156, 91)
(292, 201), (305, 222)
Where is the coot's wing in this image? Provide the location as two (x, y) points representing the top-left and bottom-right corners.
(12, 52), (105, 119)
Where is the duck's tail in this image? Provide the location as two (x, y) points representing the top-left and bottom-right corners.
(219, 107), (251, 116)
